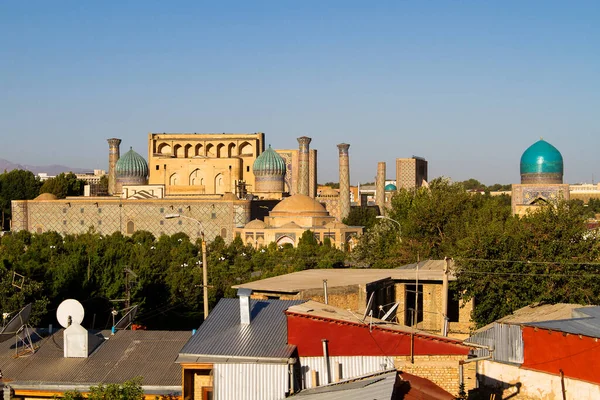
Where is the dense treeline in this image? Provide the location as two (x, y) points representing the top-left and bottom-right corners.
(0, 170), (86, 229)
(0, 229), (345, 330)
(352, 178), (600, 327)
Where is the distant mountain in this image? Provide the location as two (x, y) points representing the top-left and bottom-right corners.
(0, 158), (92, 175)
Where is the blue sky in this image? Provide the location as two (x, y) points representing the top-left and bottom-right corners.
(1, 1), (599, 184)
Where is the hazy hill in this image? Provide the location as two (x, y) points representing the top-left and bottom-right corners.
(0, 158), (91, 175)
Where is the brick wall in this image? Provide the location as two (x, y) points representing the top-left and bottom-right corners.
(395, 354), (476, 396)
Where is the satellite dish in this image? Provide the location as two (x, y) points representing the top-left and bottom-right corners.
(382, 302), (400, 321)
(0, 303), (32, 343)
(362, 292), (375, 321)
(57, 299), (85, 328)
(114, 305), (139, 330)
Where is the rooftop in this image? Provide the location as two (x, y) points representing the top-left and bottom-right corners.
(178, 298), (303, 363)
(234, 262), (454, 294)
(524, 306), (600, 338)
(0, 329), (190, 392)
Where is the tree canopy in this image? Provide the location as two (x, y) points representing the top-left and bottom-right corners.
(40, 172), (85, 199)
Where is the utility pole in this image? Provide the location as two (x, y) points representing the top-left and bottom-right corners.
(441, 257), (450, 336)
(201, 232), (209, 320)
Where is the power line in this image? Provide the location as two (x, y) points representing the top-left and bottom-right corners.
(456, 257), (600, 266)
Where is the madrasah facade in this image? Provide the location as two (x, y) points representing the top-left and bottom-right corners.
(11, 133), (362, 248)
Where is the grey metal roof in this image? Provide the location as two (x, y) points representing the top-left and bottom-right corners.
(289, 371), (398, 399)
(525, 306), (600, 338)
(178, 298), (303, 362)
(0, 329), (191, 392)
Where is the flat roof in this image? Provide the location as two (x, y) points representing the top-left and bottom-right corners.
(234, 263), (453, 294)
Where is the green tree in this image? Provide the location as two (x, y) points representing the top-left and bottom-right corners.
(40, 172), (85, 199)
(0, 169), (42, 229)
(62, 377), (144, 400)
(343, 206), (379, 229)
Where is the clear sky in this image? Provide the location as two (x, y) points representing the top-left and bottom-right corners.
(1, 1), (599, 185)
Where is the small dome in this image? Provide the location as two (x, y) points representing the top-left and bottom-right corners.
(280, 221), (302, 230)
(384, 183), (397, 191)
(222, 192), (239, 201)
(35, 193), (58, 201)
(245, 219), (267, 229)
(271, 194), (328, 215)
(116, 148), (149, 179)
(253, 145), (286, 176)
(520, 139), (563, 184)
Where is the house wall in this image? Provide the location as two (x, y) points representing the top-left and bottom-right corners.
(478, 360), (600, 400)
(522, 326), (600, 385)
(213, 363), (289, 400)
(286, 313), (470, 357)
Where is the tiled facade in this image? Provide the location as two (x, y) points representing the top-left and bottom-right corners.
(11, 197), (251, 242)
(396, 157), (428, 190)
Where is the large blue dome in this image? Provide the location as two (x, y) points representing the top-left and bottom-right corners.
(253, 145), (286, 176)
(520, 139), (563, 184)
(116, 147), (148, 179)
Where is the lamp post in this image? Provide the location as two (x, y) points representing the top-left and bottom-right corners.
(165, 213), (209, 320)
(375, 215), (402, 242)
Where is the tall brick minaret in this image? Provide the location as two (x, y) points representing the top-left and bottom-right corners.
(107, 138), (122, 195)
(376, 162), (386, 215)
(337, 143), (351, 221)
(297, 136), (312, 196)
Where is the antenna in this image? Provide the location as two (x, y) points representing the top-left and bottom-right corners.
(362, 292), (375, 321)
(114, 305), (139, 330)
(12, 271), (25, 289)
(0, 303), (40, 356)
(56, 299), (85, 328)
(381, 302), (400, 321)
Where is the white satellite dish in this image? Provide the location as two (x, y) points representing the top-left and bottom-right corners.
(57, 299), (85, 328)
(381, 302), (400, 321)
(362, 292), (375, 321)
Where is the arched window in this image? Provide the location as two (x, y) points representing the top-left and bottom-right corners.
(206, 143), (216, 157)
(227, 143), (236, 157)
(184, 144), (192, 158)
(126, 220), (135, 234)
(215, 173), (224, 194)
(170, 173), (179, 186)
(221, 227), (227, 238)
(195, 144), (204, 157)
(238, 142), (253, 156)
(157, 143), (171, 155)
(216, 143), (225, 158)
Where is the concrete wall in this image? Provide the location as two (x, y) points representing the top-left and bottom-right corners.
(478, 360), (600, 400)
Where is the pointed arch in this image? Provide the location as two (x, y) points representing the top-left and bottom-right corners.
(173, 144), (183, 158)
(157, 143), (171, 155)
(169, 173), (179, 186)
(195, 144), (204, 157)
(216, 143), (226, 158)
(227, 143), (236, 157)
(206, 143), (216, 157)
(184, 144), (192, 158)
(214, 173), (225, 194)
(238, 141), (254, 156)
(276, 235), (295, 246)
(126, 220), (135, 234)
(189, 169), (205, 186)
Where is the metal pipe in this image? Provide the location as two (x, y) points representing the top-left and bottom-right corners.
(323, 280), (328, 305)
(322, 339), (331, 385)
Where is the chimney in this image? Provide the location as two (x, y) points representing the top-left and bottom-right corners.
(337, 143), (351, 221)
(376, 162), (386, 214)
(237, 288), (252, 325)
(107, 138), (122, 196)
(297, 136), (312, 196)
(64, 322), (89, 358)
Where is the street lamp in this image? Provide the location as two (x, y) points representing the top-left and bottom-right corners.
(165, 213), (210, 320)
(375, 215), (402, 242)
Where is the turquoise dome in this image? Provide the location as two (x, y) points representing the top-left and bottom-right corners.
(384, 183), (397, 191)
(520, 140), (563, 175)
(116, 147), (149, 179)
(253, 145), (286, 176)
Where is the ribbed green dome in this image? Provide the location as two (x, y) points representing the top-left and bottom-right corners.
(253, 145), (286, 176)
(520, 139), (563, 175)
(384, 183), (397, 191)
(116, 147), (148, 178)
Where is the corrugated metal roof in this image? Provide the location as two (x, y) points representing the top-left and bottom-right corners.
(179, 298), (303, 361)
(0, 329), (190, 390)
(525, 306), (600, 338)
(290, 370), (398, 399)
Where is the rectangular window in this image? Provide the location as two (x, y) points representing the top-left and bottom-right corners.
(98, 220), (102, 225)
(159, 207), (164, 213)
(80, 208), (84, 213)
(160, 220), (164, 225)
(156, 165), (159, 170)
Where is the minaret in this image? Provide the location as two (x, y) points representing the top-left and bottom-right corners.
(376, 162), (386, 214)
(297, 136), (312, 196)
(337, 143), (351, 221)
(107, 138), (122, 195)
(309, 148), (318, 198)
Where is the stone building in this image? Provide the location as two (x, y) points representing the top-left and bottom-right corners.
(511, 139), (570, 215)
(234, 194), (362, 249)
(396, 156), (428, 190)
